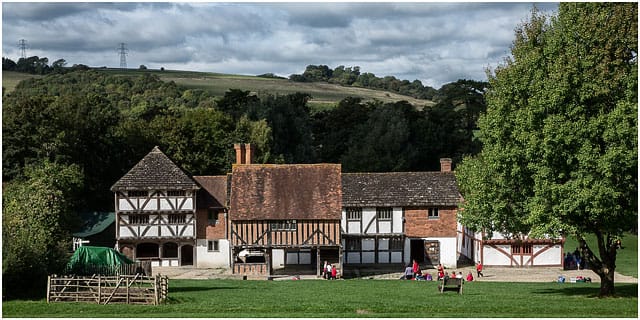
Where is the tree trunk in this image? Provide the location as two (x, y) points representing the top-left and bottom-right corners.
(578, 232), (618, 297)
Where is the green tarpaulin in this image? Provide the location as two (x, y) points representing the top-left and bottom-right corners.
(66, 246), (134, 275)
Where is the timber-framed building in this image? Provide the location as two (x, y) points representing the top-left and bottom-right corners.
(111, 145), (563, 275)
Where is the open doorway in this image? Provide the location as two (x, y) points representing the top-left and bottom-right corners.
(180, 245), (194, 266)
(410, 239), (425, 263)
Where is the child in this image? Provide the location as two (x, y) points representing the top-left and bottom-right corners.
(331, 264), (337, 280)
(466, 271), (474, 282)
(476, 261), (483, 277)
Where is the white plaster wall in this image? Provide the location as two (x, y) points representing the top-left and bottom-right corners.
(363, 208), (376, 233)
(341, 210), (346, 233)
(119, 199), (133, 211)
(143, 200), (158, 211)
(183, 198), (193, 210)
(195, 239), (230, 268)
(533, 244), (562, 265)
(484, 245), (512, 265)
(378, 220), (391, 233)
(392, 208), (403, 233)
(119, 226), (134, 238)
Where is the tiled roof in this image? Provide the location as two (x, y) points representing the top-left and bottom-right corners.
(230, 164), (342, 220)
(193, 175), (228, 209)
(110, 146), (199, 191)
(341, 172), (461, 207)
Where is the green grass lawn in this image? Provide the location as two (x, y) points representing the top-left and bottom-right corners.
(3, 279), (637, 318)
(564, 232), (637, 278)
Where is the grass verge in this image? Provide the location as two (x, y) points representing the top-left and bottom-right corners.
(3, 279), (637, 318)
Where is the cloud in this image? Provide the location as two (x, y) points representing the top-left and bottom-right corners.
(2, 2), (558, 89)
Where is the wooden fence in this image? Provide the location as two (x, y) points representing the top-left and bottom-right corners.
(63, 261), (152, 277)
(47, 274), (168, 305)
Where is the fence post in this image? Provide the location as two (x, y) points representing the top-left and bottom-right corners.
(126, 276), (130, 304)
(98, 275), (101, 304)
(46, 275), (51, 303)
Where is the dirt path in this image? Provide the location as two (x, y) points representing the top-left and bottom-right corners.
(155, 266), (637, 283)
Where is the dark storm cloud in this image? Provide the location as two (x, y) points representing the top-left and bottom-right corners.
(2, 2), (559, 88)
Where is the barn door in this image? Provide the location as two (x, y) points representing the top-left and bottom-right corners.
(424, 241), (440, 266)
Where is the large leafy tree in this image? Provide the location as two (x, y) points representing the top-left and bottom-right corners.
(3, 161), (83, 298)
(457, 3), (637, 296)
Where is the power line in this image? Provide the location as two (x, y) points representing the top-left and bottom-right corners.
(117, 43), (128, 69)
(18, 39), (27, 59)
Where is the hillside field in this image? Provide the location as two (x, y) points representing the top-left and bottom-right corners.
(2, 69), (435, 109)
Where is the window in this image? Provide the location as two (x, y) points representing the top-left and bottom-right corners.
(163, 242), (178, 258)
(512, 244), (533, 255)
(167, 190), (186, 197)
(389, 238), (404, 250)
(346, 207), (362, 221)
(428, 208), (439, 219)
(168, 214), (186, 224)
(208, 209), (219, 225)
(208, 240), (219, 252)
(128, 190), (147, 197)
(130, 214), (149, 224)
(376, 207), (393, 220)
(270, 220), (297, 231)
(346, 238), (361, 251)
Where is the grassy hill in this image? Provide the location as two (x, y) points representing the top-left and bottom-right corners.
(3, 69), (435, 109)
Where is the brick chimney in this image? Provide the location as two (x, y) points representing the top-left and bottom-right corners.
(234, 143), (254, 165)
(440, 158), (452, 172)
(244, 143), (254, 165)
(234, 143), (246, 164)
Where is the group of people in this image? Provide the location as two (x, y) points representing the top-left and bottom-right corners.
(401, 260), (484, 282)
(564, 249), (588, 270)
(322, 261), (338, 280)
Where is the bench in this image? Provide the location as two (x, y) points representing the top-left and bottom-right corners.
(437, 277), (463, 294)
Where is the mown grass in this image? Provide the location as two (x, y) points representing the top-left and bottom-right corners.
(2, 71), (43, 93)
(564, 232), (637, 278)
(3, 280), (637, 318)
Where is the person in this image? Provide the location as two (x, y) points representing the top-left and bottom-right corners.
(458, 272), (463, 279)
(425, 273), (433, 281)
(437, 263), (445, 280)
(476, 261), (483, 278)
(443, 271), (450, 281)
(466, 271), (474, 282)
(326, 263), (332, 280)
(331, 264), (337, 280)
(616, 239), (624, 249)
(412, 259), (419, 275)
(322, 261), (328, 278)
(450, 271), (457, 279)
(403, 264), (414, 280)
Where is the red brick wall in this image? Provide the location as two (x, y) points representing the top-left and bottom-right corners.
(196, 208), (227, 239)
(404, 206), (458, 238)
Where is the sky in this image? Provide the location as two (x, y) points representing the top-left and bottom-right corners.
(2, 1), (558, 89)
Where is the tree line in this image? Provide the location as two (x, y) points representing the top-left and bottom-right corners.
(2, 70), (486, 298)
(289, 64), (439, 100)
(3, 56), (90, 75)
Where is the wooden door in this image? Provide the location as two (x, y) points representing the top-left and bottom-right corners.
(424, 241), (440, 266)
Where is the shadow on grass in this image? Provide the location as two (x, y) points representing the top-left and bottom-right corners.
(533, 283), (638, 298)
(170, 285), (240, 293)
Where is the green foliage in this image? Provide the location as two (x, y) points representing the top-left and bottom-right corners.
(456, 3), (637, 296)
(2, 160), (83, 299)
(3, 280), (637, 317)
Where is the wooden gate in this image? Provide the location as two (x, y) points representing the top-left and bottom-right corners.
(47, 274), (168, 305)
(424, 241), (440, 266)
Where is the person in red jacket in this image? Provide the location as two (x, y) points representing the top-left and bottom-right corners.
(476, 261), (484, 278)
(437, 263), (445, 280)
(466, 271), (474, 282)
(331, 264), (337, 280)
